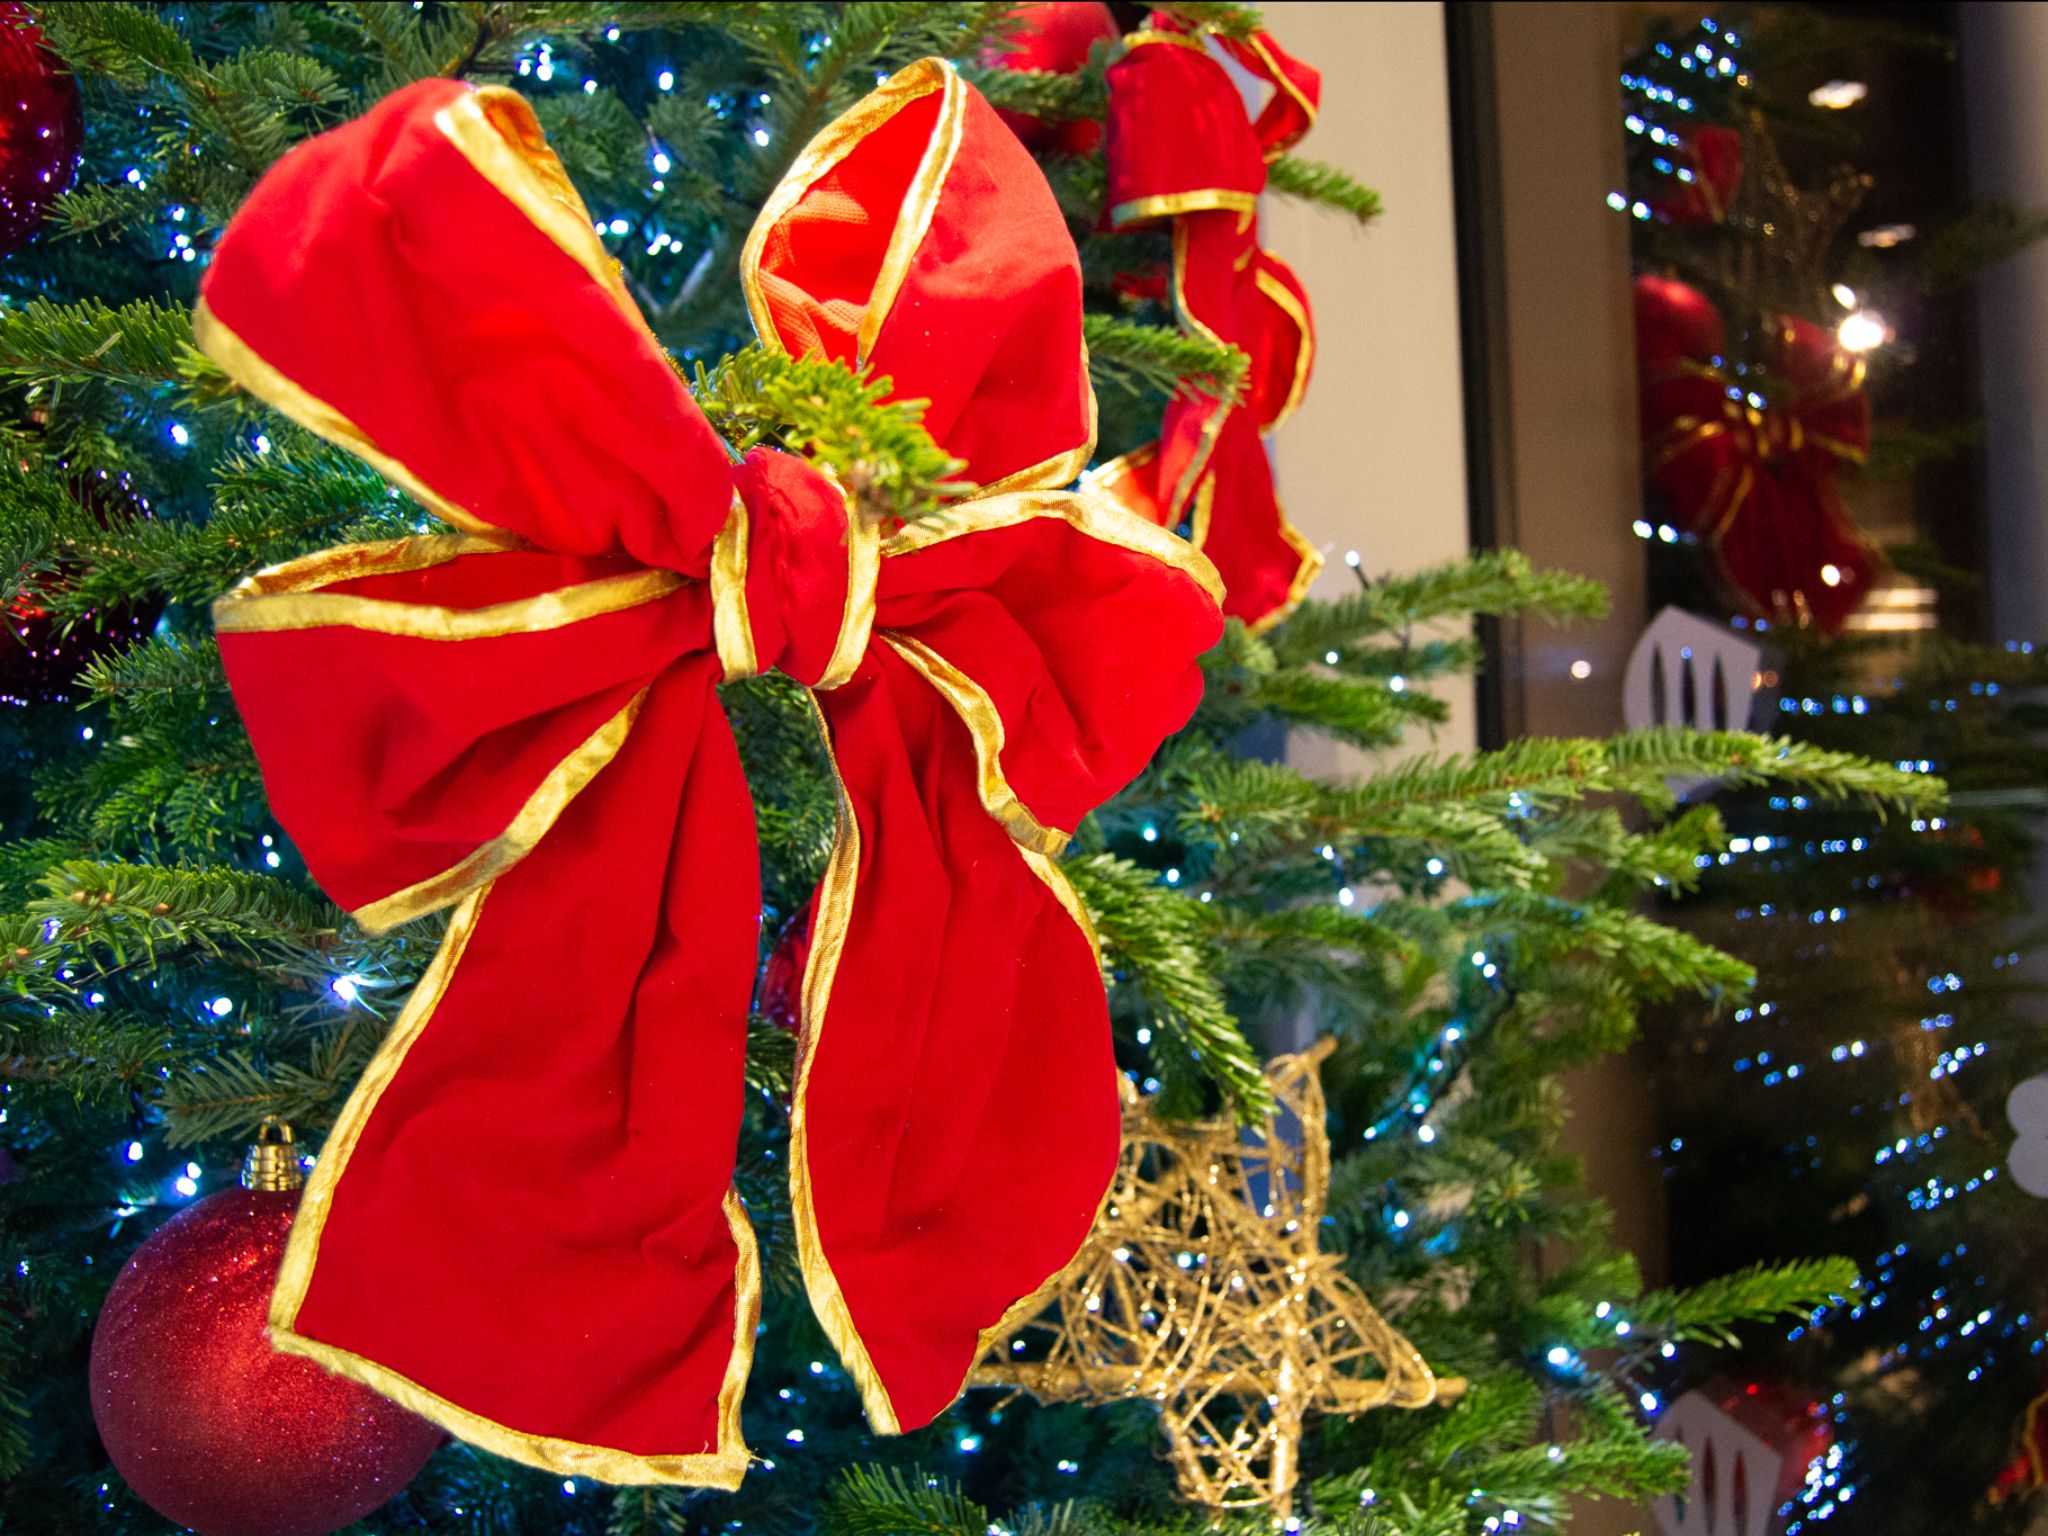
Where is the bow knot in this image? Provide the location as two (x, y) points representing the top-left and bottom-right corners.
(712, 449), (878, 689)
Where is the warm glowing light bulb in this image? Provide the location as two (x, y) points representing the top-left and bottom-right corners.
(1808, 79), (1868, 110)
(1837, 310), (1888, 353)
(1831, 283), (1859, 309)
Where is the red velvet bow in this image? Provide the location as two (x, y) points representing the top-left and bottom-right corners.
(1090, 17), (1323, 631)
(1636, 277), (1878, 631)
(198, 63), (1222, 1487)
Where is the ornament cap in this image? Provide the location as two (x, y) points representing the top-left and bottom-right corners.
(241, 1118), (304, 1193)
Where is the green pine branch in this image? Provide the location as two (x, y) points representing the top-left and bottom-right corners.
(1632, 1256), (1862, 1348)
(1450, 890), (1753, 1000)
(820, 1466), (989, 1536)
(691, 345), (967, 522)
(0, 297), (220, 395)
(1266, 154), (1383, 224)
(1083, 314), (1248, 404)
(1064, 852), (1271, 1119)
(1269, 552), (1609, 668)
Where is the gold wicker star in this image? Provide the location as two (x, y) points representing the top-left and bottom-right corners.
(972, 1040), (1460, 1516)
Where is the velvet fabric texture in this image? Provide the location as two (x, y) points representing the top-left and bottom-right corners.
(1093, 16), (1323, 631)
(199, 62), (1222, 1488)
(1635, 276), (1876, 632)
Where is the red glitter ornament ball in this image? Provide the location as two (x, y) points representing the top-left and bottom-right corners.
(0, 3), (83, 255)
(1633, 273), (1726, 374)
(90, 1179), (442, 1536)
(758, 894), (815, 1034)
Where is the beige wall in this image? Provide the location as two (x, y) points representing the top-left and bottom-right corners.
(1261, 0), (1479, 774)
(1260, 10), (1660, 1533)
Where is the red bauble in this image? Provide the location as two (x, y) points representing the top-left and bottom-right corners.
(1633, 274), (1725, 373)
(1653, 124), (1744, 226)
(757, 894), (814, 1033)
(90, 1185), (442, 1536)
(0, 584), (159, 704)
(0, 3), (83, 255)
(984, 2), (1117, 154)
(1, 476), (164, 704)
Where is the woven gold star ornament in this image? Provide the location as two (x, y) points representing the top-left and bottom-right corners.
(972, 1040), (1460, 1515)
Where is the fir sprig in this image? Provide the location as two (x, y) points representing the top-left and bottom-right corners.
(691, 345), (968, 522)
(1266, 154), (1384, 224)
(1083, 314), (1248, 404)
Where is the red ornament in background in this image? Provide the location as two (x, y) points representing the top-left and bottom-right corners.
(757, 894), (814, 1034)
(2, 478), (164, 704)
(1633, 272), (1725, 373)
(983, 2), (1118, 154)
(1653, 124), (1744, 225)
(0, 3), (83, 254)
(1634, 275), (1881, 632)
(90, 1126), (441, 1536)
(0, 580), (159, 704)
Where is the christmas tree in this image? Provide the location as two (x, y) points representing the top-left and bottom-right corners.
(1618, 8), (2048, 1531)
(0, 5), (1930, 1533)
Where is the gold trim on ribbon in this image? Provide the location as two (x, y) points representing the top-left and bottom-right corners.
(856, 67), (968, 368)
(1252, 265), (1313, 429)
(1119, 26), (1210, 55)
(790, 693), (903, 1435)
(818, 504), (882, 692)
(269, 885), (761, 1487)
(711, 492), (757, 682)
(1188, 472), (1217, 551)
(219, 534), (521, 603)
(1166, 401), (1229, 525)
(1166, 216), (1251, 358)
(1111, 188), (1260, 230)
(1250, 508), (1325, 634)
(351, 689), (648, 934)
(192, 302), (494, 536)
(881, 488), (1225, 608)
(878, 634), (1070, 857)
(434, 88), (636, 321)
(214, 566), (684, 640)
(1081, 440), (1159, 502)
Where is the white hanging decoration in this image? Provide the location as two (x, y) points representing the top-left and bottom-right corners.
(1651, 1380), (1830, 1536)
(1623, 607), (1763, 735)
(2006, 1075), (2048, 1197)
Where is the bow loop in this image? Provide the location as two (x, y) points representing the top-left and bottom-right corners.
(742, 59), (1093, 493)
(194, 79), (736, 573)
